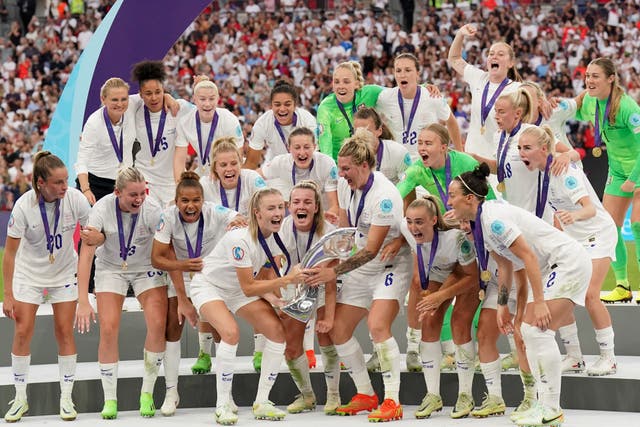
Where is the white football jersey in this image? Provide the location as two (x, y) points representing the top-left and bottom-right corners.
(262, 151), (338, 207)
(404, 228), (476, 284)
(376, 86), (451, 159)
(200, 169), (267, 216)
(199, 227), (284, 292)
(8, 189), (91, 287)
(546, 163), (616, 247)
(76, 106), (137, 180)
(89, 193), (162, 272)
(337, 171), (404, 273)
(249, 108), (317, 162)
(463, 65), (521, 159)
(175, 107), (243, 176)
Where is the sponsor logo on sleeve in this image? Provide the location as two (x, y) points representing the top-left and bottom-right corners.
(380, 199), (393, 213)
(255, 176), (266, 188)
(232, 246), (245, 260)
(330, 166), (338, 179)
(630, 113), (640, 127)
(559, 100), (569, 110)
(8, 214), (14, 228)
(564, 176), (578, 190)
(404, 153), (412, 166)
(156, 214), (165, 232)
(490, 220), (505, 236)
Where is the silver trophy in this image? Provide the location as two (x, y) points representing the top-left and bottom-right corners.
(281, 227), (357, 323)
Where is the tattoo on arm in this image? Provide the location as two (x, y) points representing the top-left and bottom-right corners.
(497, 286), (509, 306)
(334, 249), (375, 276)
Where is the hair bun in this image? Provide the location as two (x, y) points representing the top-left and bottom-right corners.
(475, 163), (491, 179)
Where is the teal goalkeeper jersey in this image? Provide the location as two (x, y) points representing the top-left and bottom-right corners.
(397, 150), (497, 213)
(576, 93), (640, 183)
(317, 85), (383, 161)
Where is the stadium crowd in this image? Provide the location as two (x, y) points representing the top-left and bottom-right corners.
(1, 0), (640, 210)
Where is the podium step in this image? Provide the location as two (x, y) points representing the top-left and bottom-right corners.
(1, 354), (639, 417)
(3, 407), (638, 427)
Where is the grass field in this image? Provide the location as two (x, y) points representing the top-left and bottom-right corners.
(0, 245), (638, 302)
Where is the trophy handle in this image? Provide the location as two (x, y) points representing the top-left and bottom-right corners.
(281, 227), (356, 323)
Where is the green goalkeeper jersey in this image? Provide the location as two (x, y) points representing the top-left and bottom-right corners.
(317, 85), (383, 161)
(576, 93), (640, 183)
(397, 150), (496, 213)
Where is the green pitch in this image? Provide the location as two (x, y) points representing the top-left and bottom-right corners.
(0, 245), (638, 302)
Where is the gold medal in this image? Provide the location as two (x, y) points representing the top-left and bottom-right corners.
(150, 158), (155, 166)
(478, 289), (486, 301)
(189, 272), (194, 280)
(201, 165), (207, 174)
(592, 146), (602, 157)
(49, 253), (55, 264)
(497, 181), (506, 193)
(481, 270), (491, 282)
(122, 261), (128, 271)
(480, 126), (486, 135)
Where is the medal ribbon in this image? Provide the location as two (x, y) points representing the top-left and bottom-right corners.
(219, 176), (242, 212)
(144, 105), (167, 161)
(293, 221), (317, 264)
(481, 78), (511, 128)
(398, 88), (421, 145)
(497, 122), (522, 183)
(375, 139), (384, 171)
(292, 159), (314, 185)
(471, 203), (489, 290)
(347, 173), (374, 227)
(39, 196), (60, 257)
(416, 230), (439, 290)
(180, 213), (205, 258)
(535, 154), (553, 219)
(429, 154), (452, 210)
(594, 96), (611, 148)
(274, 112), (298, 152)
(115, 198), (139, 266)
(258, 229), (291, 277)
(103, 108), (124, 164)
(335, 98), (357, 136)
(195, 110), (219, 170)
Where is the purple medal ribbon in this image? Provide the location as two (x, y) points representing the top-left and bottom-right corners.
(375, 140), (384, 171)
(292, 158), (314, 185)
(103, 108), (124, 164)
(535, 154), (553, 219)
(258, 228), (291, 277)
(348, 173), (375, 227)
(497, 122), (522, 183)
(274, 112), (298, 152)
(481, 78), (511, 128)
(398, 88), (421, 145)
(144, 105), (167, 161)
(416, 230), (439, 290)
(293, 221), (317, 264)
(115, 198), (139, 266)
(594, 96), (611, 148)
(179, 213), (204, 258)
(39, 196), (60, 256)
(471, 203), (489, 290)
(219, 176), (242, 212)
(335, 97), (357, 136)
(534, 114), (543, 126)
(195, 110), (219, 170)
(429, 154), (451, 210)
